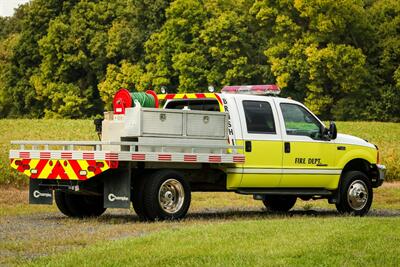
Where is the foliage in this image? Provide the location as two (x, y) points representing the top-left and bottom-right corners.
(0, 0), (399, 121)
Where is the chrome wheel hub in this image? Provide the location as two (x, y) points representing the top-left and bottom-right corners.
(158, 179), (185, 214)
(347, 180), (368, 210)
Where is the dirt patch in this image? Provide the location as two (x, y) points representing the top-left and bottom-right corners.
(0, 187), (28, 205)
(381, 181), (400, 188)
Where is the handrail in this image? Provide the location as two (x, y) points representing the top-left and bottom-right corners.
(10, 140), (243, 153)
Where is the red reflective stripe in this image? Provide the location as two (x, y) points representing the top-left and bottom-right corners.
(47, 161), (69, 180)
(82, 153), (94, 160)
(31, 159), (49, 179)
(195, 93), (206, 98)
(214, 93), (223, 104)
(40, 152), (51, 159)
(19, 152), (30, 159)
(61, 152), (72, 159)
(233, 156), (245, 163)
(105, 153), (118, 160)
(209, 155), (221, 163)
(158, 154), (172, 161)
(132, 154), (145, 161)
(165, 94), (176, 100)
(184, 155), (197, 162)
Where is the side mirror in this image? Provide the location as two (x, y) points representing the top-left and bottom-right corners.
(329, 121), (337, 140)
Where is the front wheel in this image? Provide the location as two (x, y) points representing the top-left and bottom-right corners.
(262, 195), (297, 212)
(335, 171), (373, 216)
(142, 170), (191, 221)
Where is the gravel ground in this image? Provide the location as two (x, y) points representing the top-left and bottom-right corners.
(1, 184), (399, 265)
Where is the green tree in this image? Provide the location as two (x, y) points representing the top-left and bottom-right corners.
(251, 0), (373, 118)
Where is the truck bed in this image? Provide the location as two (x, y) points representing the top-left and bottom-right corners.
(10, 140), (245, 180)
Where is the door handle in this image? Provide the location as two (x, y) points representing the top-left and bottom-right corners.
(284, 142), (290, 153)
(245, 141), (252, 152)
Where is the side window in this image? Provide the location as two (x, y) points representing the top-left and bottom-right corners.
(243, 101), (276, 134)
(165, 99), (220, 111)
(280, 103), (322, 139)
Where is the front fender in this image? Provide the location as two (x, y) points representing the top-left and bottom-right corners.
(336, 145), (377, 169)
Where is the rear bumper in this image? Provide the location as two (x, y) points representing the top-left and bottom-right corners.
(373, 164), (386, 187)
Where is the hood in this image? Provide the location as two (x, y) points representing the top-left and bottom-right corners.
(335, 133), (375, 149)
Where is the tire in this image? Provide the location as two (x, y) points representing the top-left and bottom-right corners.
(57, 191), (106, 218)
(132, 174), (148, 220)
(262, 195), (297, 212)
(55, 191), (73, 217)
(142, 170), (191, 221)
(335, 171), (372, 216)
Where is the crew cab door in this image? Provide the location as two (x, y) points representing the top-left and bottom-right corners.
(234, 95), (283, 187)
(275, 99), (339, 189)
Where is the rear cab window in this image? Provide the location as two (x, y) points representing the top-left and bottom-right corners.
(164, 99), (220, 111)
(243, 101), (276, 134)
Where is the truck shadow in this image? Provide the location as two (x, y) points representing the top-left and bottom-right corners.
(85, 208), (400, 224)
(185, 208), (400, 221)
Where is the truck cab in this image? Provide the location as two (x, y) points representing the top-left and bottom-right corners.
(163, 85), (385, 215)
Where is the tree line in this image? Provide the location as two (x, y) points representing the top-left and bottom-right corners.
(0, 0), (399, 121)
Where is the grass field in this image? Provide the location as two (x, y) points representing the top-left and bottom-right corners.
(0, 184), (399, 266)
(1, 119), (399, 187)
(30, 218), (400, 266)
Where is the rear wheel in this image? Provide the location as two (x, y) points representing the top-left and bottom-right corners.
(335, 171), (372, 216)
(142, 170), (191, 221)
(55, 191), (73, 217)
(132, 174), (148, 220)
(55, 191), (106, 218)
(262, 195), (297, 212)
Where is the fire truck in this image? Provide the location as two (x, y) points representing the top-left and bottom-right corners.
(9, 85), (385, 220)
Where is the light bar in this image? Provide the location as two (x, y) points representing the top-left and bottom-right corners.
(221, 84), (280, 95)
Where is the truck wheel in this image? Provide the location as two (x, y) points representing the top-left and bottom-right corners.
(59, 192), (106, 218)
(335, 171), (372, 216)
(143, 170), (191, 221)
(55, 191), (73, 217)
(262, 195), (297, 212)
(132, 175), (148, 220)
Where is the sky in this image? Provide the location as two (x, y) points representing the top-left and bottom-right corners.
(0, 0), (29, 17)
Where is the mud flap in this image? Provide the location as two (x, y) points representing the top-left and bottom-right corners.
(104, 167), (131, 208)
(29, 179), (53, 205)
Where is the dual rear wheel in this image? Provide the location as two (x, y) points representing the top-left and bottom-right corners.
(132, 170), (191, 221)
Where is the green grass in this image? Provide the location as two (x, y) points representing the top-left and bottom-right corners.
(336, 121), (400, 181)
(0, 120), (399, 187)
(28, 217), (400, 266)
(1, 185), (399, 266)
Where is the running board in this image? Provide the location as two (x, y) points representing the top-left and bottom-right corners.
(237, 188), (332, 196)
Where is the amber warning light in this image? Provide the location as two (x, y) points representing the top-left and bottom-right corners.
(221, 84), (280, 95)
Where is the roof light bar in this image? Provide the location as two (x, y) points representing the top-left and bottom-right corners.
(221, 84), (280, 95)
